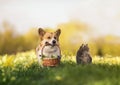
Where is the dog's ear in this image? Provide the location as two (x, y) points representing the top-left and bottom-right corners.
(55, 29), (61, 37)
(38, 28), (46, 37)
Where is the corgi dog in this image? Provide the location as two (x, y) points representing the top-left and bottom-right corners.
(36, 28), (61, 63)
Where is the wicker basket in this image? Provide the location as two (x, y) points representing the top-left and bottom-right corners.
(43, 58), (60, 67)
(41, 45), (61, 67)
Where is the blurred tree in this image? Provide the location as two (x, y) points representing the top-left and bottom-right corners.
(0, 21), (120, 56)
(57, 20), (90, 54)
(0, 21), (38, 55)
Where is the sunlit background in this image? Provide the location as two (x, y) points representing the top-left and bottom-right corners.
(1, 1), (120, 85)
(0, 0), (120, 56)
(0, 0), (120, 35)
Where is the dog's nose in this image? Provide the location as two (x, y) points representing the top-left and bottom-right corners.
(52, 40), (56, 44)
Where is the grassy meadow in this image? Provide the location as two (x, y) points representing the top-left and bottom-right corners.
(0, 50), (120, 85)
(0, 21), (120, 85)
(1, 0), (120, 84)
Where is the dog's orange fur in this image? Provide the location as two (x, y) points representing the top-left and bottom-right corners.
(36, 28), (61, 51)
(36, 28), (61, 63)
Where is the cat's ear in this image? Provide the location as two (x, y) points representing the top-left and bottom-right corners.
(85, 44), (89, 51)
(86, 44), (88, 47)
(79, 44), (84, 50)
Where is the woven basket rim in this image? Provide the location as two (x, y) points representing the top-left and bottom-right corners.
(43, 57), (58, 59)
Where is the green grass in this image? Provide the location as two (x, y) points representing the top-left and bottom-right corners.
(0, 50), (120, 85)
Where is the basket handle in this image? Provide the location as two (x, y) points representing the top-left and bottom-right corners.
(40, 44), (61, 59)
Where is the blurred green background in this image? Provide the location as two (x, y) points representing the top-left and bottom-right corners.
(0, 21), (120, 56)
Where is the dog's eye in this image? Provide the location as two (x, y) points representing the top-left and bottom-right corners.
(54, 37), (56, 39)
(48, 36), (51, 39)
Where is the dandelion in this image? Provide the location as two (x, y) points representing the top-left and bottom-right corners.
(3, 56), (14, 67)
(11, 76), (16, 81)
(55, 75), (62, 81)
(3, 78), (6, 82)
